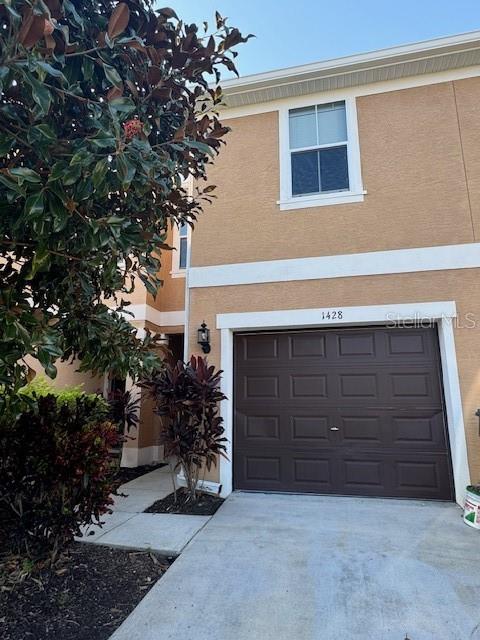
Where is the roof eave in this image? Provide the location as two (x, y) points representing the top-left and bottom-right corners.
(219, 30), (480, 108)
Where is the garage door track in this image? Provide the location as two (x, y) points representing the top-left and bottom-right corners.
(111, 492), (480, 640)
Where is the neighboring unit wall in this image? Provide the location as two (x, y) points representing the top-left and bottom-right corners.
(147, 223), (186, 313)
(26, 356), (103, 394)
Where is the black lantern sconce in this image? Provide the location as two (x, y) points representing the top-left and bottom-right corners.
(197, 321), (211, 354)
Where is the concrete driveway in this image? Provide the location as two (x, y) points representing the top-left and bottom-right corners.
(111, 492), (480, 640)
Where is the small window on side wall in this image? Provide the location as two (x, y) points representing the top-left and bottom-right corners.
(171, 221), (190, 277)
(289, 101), (349, 196)
(179, 222), (188, 270)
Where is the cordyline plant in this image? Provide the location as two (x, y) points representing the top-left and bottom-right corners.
(142, 355), (227, 503)
(0, 0), (252, 390)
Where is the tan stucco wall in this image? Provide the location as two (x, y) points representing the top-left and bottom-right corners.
(188, 269), (480, 485)
(191, 78), (480, 268)
(104, 224), (186, 313)
(147, 224), (186, 313)
(26, 356), (103, 394)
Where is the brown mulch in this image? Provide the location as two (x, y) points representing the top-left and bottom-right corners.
(0, 544), (173, 640)
(144, 487), (224, 516)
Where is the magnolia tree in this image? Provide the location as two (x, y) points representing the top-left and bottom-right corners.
(0, 0), (251, 390)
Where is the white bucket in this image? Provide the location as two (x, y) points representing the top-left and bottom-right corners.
(463, 489), (480, 529)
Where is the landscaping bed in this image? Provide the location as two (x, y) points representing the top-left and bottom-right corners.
(0, 544), (172, 640)
(145, 487), (224, 516)
(115, 462), (166, 486)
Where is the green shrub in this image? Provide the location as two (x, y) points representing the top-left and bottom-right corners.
(0, 392), (121, 561)
(19, 376), (108, 413)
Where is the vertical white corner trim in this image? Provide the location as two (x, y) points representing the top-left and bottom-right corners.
(437, 319), (470, 503)
(219, 328), (234, 497)
(217, 301), (469, 505)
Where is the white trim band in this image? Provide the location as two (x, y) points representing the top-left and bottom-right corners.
(125, 304), (185, 327)
(189, 243), (480, 289)
(216, 301), (457, 330)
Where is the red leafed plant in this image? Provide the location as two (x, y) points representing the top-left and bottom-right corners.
(0, 394), (122, 562)
(142, 355), (227, 503)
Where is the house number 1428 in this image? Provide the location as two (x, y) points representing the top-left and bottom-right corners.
(321, 310), (343, 320)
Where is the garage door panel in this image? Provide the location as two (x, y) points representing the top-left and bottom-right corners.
(392, 412), (446, 447)
(245, 455), (281, 483)
(386, 331), (431, 358)
(236, 334), (281, 364)
(293, 457), (333, 487)
(390, 372), (432, 398)
(393, 455), (452, 498)
(234, 328), (453, 500)
(342, 458), (385, 489)
(242, 374), (280, 399)
(289, 333), (327, 359)
(244, 415), (280, 440)
(291, 415), (331, 442)
(339, 373), (379, 398)
(336, 332), (377, 357)
(291, 374), (328, 398)
(340, 415), (382, 443)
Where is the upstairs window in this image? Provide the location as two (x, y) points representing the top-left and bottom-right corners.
(289, 101), (349, 196)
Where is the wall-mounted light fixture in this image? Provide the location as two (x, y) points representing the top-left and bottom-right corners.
(197, 321), (211, 354)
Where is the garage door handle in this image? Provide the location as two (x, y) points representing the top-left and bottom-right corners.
(330, 427), (340, 431)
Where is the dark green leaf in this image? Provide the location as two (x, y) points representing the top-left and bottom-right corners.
(103, 64), (123, 89)
(24, 190), (44, 216)
(10, 168), (42, 183)
(92, 158), (109, 188)
(23, 74), (52, 117)
(34, 61), (67, 82)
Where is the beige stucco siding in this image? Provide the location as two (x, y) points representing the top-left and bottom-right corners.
(104, 224), (185, 313)
(191, 78), (480, 268)
(26, 356), (103, 394)
(148, 224), (186, 313)
(188, 269), (480, 485)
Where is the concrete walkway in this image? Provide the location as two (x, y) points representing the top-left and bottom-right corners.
(77, 467), (210, 555)
(110, 492), (480, 640)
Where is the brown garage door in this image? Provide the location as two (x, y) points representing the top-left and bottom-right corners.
(234, 327), (454, 500)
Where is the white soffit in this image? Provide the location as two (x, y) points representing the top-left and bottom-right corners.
(220, 31), (480, 108)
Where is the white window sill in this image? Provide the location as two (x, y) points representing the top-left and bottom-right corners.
(278, 190), (366, 211)
(170, 270), (186, 279)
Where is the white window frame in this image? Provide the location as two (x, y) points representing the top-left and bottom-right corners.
(278, 95), (365, 211)
(170, 221), (190, 278)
